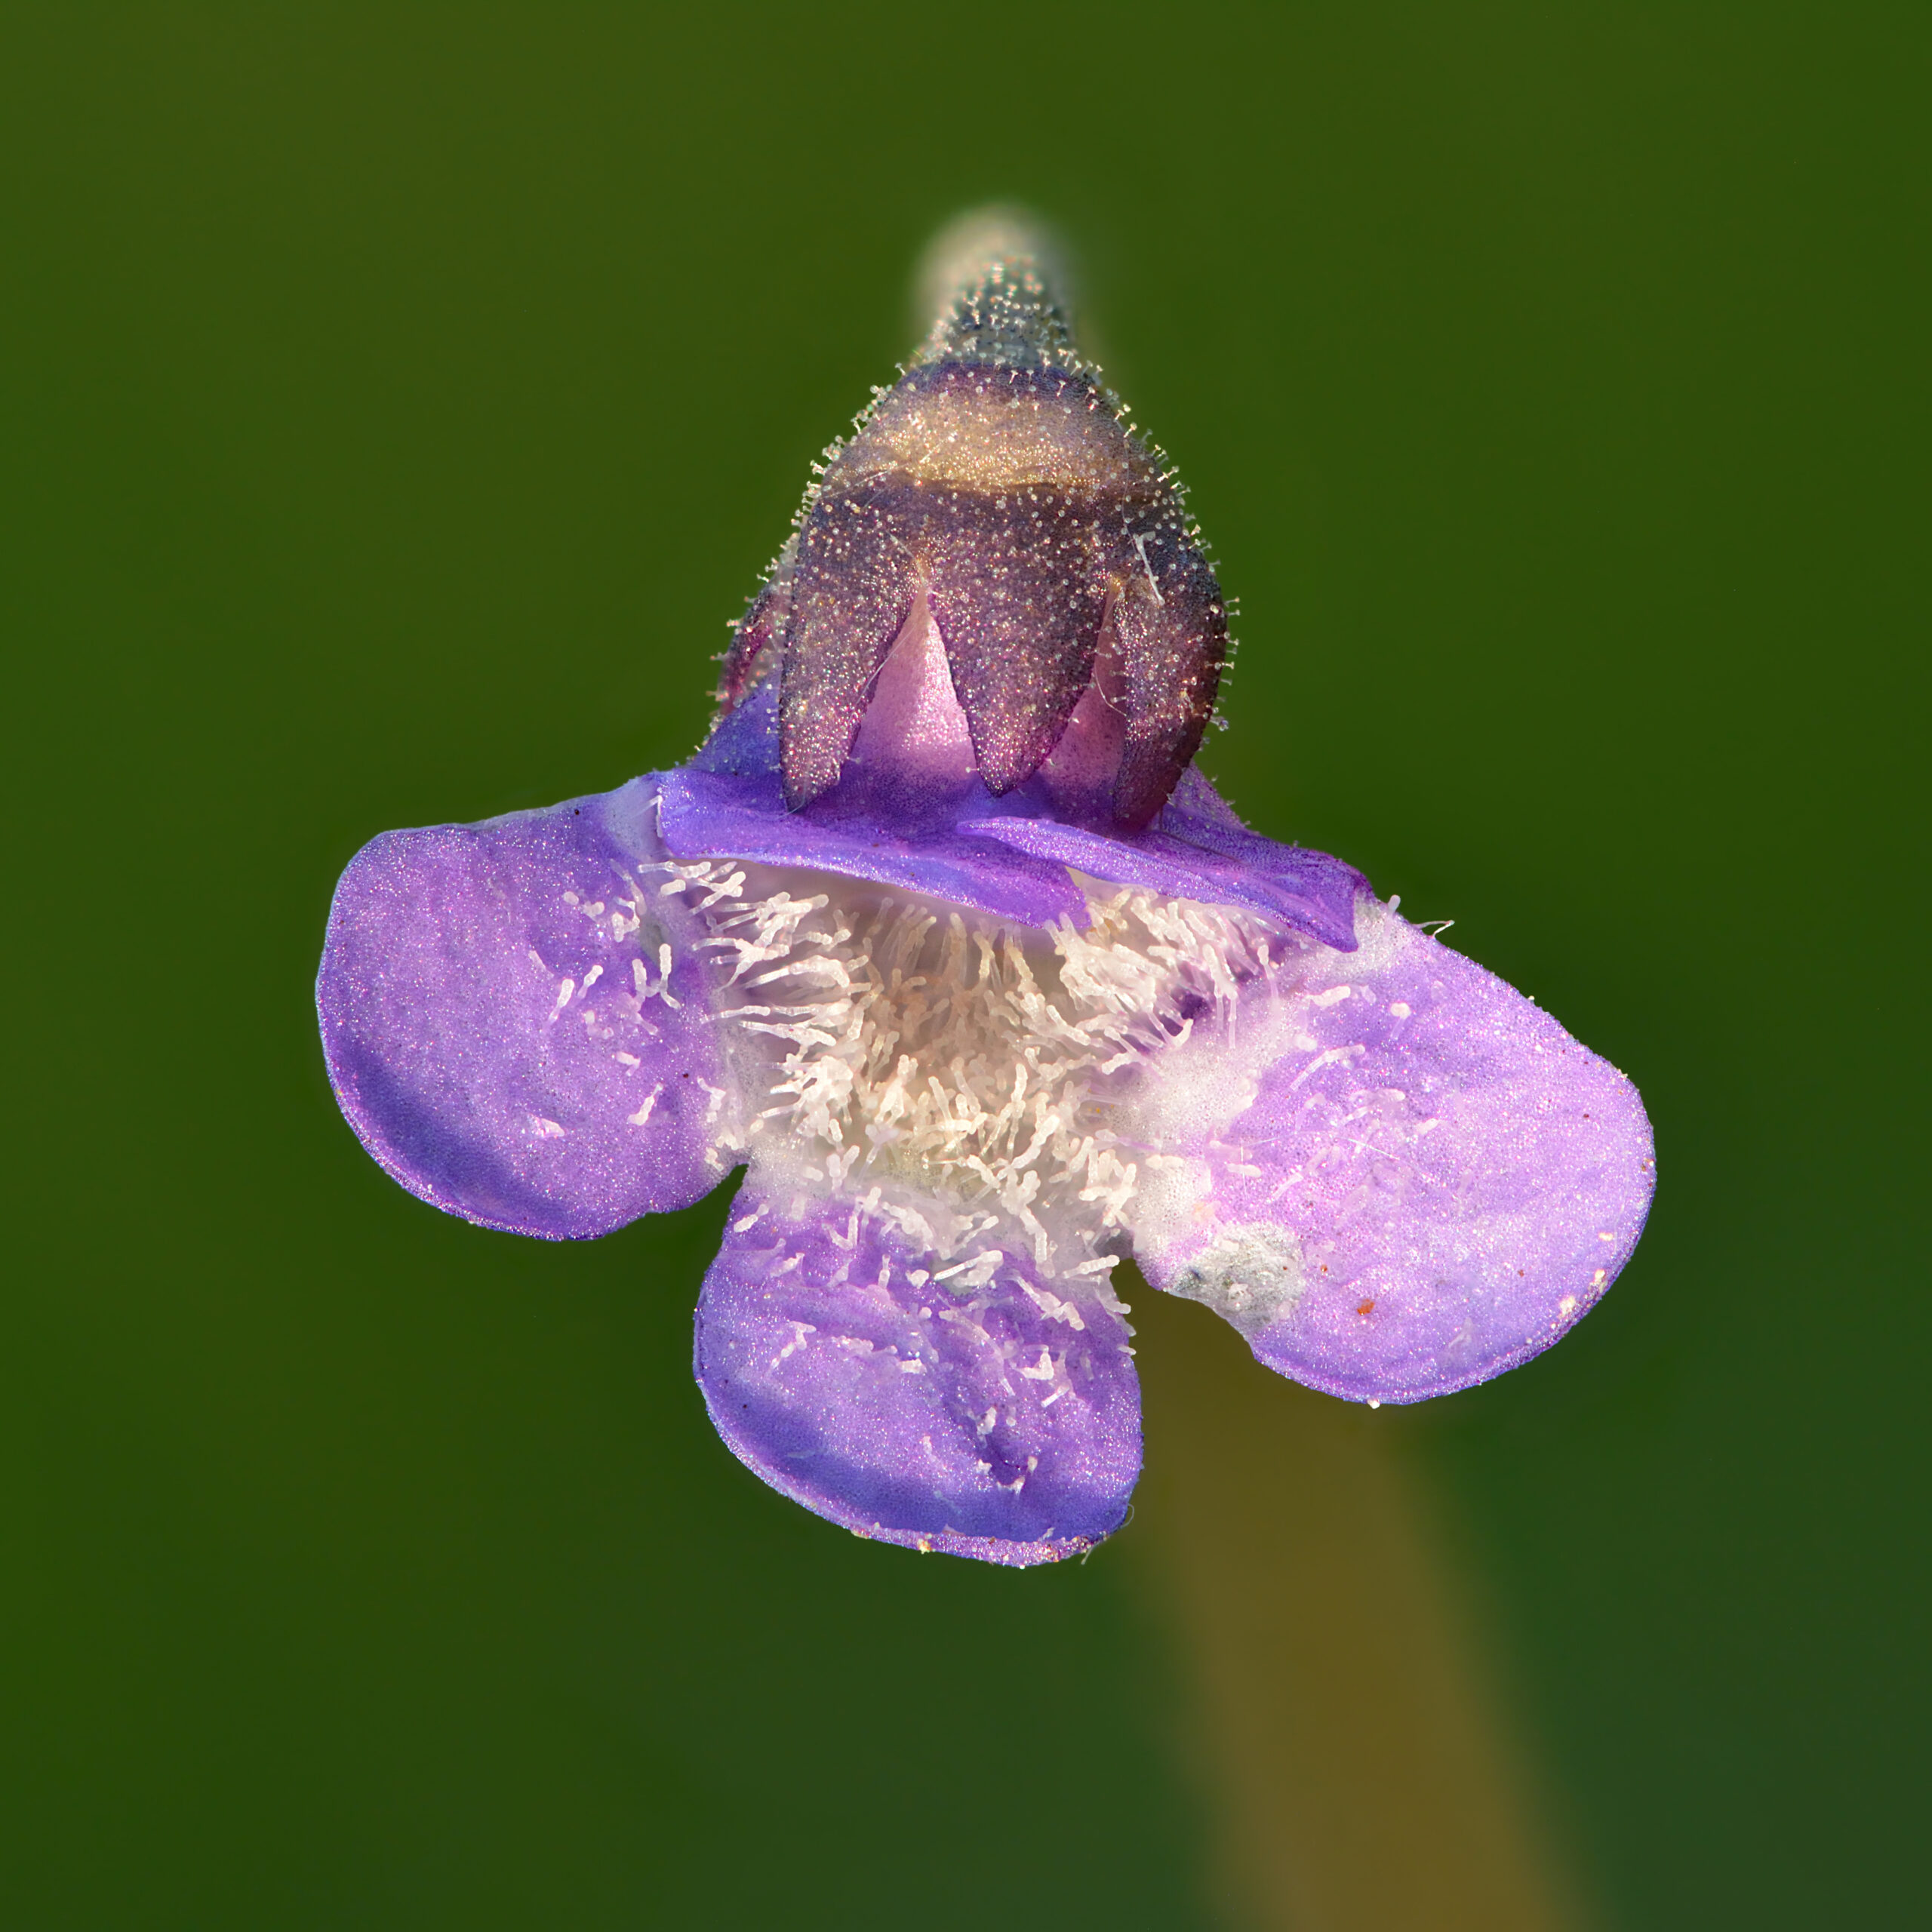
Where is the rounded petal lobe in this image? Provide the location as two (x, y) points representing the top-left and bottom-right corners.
(318, 780), (728, 1238)
(1128, 900), (1654, 1402)
(695, 1183), (1141, 1564)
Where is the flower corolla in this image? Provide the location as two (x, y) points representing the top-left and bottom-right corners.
(318, 216), (1654, 1564)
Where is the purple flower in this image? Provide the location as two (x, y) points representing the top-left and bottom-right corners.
(318, 214), (1654, 1567)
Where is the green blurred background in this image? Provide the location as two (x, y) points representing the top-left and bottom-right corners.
(3, 5), (1924, 1927)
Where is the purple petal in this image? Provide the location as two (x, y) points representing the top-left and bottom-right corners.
(695, 1184), (1141, 1564)
(318, 780), (729, 1239)
(1163, 763), (1247, 829)
(657, 765), (1087, 930)
(1159, 798), (1369, 940)
(680, 681), (1359, 943)
(816, 595), (987, 821)
(690, 669), (785, 780)
(956, 812), (1362, 951)
(1127, 901), (1655, 1402)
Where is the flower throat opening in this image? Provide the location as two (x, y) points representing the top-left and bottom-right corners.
(649, 857), (1284, 1277)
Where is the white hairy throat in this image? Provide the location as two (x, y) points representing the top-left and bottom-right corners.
(648, 857), (1287, 1279)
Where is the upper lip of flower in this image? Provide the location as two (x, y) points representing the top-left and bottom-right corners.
(665, 643), (1364, 952)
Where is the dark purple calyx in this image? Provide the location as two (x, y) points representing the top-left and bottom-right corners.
(716, 249), (1229, 832)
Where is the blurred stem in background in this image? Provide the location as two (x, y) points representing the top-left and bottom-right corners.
(1128, 1280), (1581, 1932)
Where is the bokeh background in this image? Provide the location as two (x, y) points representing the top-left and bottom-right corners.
(5, 6), (1924, 1927)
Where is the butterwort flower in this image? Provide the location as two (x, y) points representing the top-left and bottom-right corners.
(318, 213), (1654, 1565)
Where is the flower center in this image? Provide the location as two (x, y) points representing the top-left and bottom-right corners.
(653, 857), (1282, 1275)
